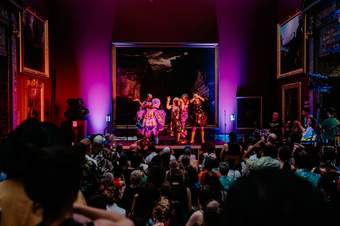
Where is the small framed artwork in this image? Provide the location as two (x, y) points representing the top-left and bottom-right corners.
(19, 8), (49, 77)
(23, 79), (45, 122)
(281, 82), (301, 122)
(277, 12), (306, 78)
(236, 96), (262, 130)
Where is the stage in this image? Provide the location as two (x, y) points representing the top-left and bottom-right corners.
(120, 143), (226, 151)
(110, 130), (229, 152)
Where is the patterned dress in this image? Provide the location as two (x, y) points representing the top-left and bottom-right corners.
(191, 101), (207, 127)
(180, 103), (189, 138)
(136, 100), (152, 130)
(137, 98), (166, 139)
(169, 105), (183, 136)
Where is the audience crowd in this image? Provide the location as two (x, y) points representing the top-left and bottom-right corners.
(0, 107), (339, 226)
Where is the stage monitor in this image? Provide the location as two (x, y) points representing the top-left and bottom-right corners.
(112, 43), (218, 128)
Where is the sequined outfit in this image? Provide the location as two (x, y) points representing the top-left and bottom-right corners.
(169, 105), (183, 136)
(137, 99), (166, 139)
(180, 103), (189, 137)
(191, 101), (207, 127)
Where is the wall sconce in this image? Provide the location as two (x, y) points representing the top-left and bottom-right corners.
(230, 114), (236, 121)
(106, 114), (111, 123)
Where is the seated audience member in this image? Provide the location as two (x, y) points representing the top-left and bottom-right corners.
(222, 170), (326, 226)
(321, 107), (339, 145)
(292, 120), (304, 138)
(145, 145), (159, 164)
(146, 197), (174, 226)
(278, 145), (293, 172)
(284, 120), (293, 140)
(220, 132), (243, 167)
(119, 169), (146, 216)
(287, 131), (305, 153)
(200, 142), (217, 166)
(268, 112), (284, 140)
(160, 146), (176, 161)
(102, 175), (126, 216)
(219, 160), (242, 181)
(0, 119), (83, 226)
(79, 138), (101, 203)
(185, 187), (222, 226)
(179, 145), (197, 167)
(266, 133), (278, 147)
(131, 165), (164, 226)
(319, 146), (337, 173)
(302, 108), (314, 128)
(198, 157), (218, 184)
(92, 135), (105, 157)
(24, 143), (133, 226)
(218, 162), (235, 191)
(200, 170), (224, 203)
(294, 149), (321, 188)
(166, 168), (192, 225)
(301, 117), (317, 142)
(243, 140), (280, 171)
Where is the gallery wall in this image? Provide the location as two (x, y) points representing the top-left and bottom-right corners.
(26, 0), (303, 134)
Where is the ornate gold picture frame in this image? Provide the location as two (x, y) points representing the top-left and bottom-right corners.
(19, 8), (49, 77)
(277, 12), (306, 78)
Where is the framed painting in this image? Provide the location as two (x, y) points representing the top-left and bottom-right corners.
(23, 79), (45, 122)
(277, 12), (306, 78)
(112, 42), (219, 128)
(236, 96), (262, 130)
(281, 82), (301, 122)
(19, 8), (49, 77)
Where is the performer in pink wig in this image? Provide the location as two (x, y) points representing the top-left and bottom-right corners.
(137, 97), (166, 144)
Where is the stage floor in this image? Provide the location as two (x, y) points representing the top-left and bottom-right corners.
(121, 143), (226, 150)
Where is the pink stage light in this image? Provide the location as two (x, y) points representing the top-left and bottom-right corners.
(78, 45), (112, 134)
(216, 0), (248, 133)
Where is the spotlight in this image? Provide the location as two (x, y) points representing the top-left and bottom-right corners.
(230, 114), (236, 121)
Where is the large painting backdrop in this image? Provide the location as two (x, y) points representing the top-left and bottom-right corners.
(112, 43), (218, 127)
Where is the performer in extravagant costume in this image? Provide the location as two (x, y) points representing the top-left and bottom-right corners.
(190, 93), (207, 144)
(137, 97), (165, 144)
(166, 96), (183, 143)
(180, 94), (190, 141)
(134, 93), (153, 130)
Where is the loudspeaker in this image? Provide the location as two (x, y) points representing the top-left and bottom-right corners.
(236, 97), (262, 129)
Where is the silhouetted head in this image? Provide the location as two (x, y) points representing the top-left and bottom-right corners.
(229, 132), (237, 143)
(223, 170), (325, 226)
(24, 145), (83, 222)
(0, 119), (65, 178)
